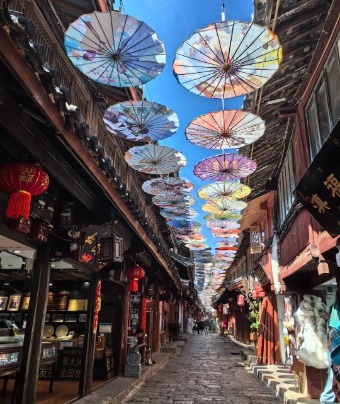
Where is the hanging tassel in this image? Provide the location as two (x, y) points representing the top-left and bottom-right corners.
(6, 190), (31, 219)
(129, 279), (138, 292)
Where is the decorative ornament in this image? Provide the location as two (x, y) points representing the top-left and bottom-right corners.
(0, 162), (49, 219)
(126, 264), (145, 292)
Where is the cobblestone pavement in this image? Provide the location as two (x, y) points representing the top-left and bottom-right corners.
(121, 333), (279, 403)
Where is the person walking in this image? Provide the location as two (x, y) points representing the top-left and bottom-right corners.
(198, 319), (205, 335)
(204, 318), (210, 335)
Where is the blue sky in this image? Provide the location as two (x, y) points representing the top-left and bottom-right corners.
(122, 0), (254, 249)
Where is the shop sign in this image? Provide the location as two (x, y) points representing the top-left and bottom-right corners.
(250, 225), (262, 254)
(294, 120), (340, 237)
(93, 281), (101, 333)
(56, 347), (83, 380)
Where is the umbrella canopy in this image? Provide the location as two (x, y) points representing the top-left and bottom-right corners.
(202, 199), (247, 213)
(64, 12), (166, 87)
(177, 234), (206, 242)
(211, 228), (241, 235)
(185, 110), (265, 149)
(214, 238), (239, 245)
(203, 212), (243, 221)
(103, 101), (179, 142)
(185, 244), (208, 250)
(194, 153), (257, 181)
(152, 193), (196, 208)
(124, 145), (186, 175)
(215, 246), (238, 251)
(160, 208), (198, 220)
(198, 182), (251, 201)
(205, 220), (240, 230)
(173, 20), (282, 99)
(211, 232), (240, 239)
(142, 177), (193, 195)
(167, 220), (200, 229)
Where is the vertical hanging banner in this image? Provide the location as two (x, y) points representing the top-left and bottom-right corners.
(250, 225), (262, 254)
(93, 280), (101, 333)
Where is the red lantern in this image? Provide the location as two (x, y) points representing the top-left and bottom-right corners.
(0, 163), (49, 219)
(126, 264), (145, 292)
(237, 294), (245, 307)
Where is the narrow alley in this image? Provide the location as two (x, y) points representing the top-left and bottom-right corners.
(120, 334), (279, 404)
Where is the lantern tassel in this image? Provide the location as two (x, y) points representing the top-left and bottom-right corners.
(129, 280), (138, 292)
(6, 190), (31, 219)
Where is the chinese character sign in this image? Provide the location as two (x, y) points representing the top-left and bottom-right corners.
(250, 225), (262, 254)
(93, 281), (101, 333)
(295, 120), (340, 237)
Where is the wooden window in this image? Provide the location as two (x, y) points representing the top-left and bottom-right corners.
(305, 36), (340, 160)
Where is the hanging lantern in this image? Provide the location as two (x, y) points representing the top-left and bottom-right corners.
(237, 294), (245, 307)
(0, 163), (49, 220)
(126, 264), (145, 292)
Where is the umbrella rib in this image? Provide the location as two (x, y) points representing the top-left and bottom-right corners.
(92, 11), (114, 54)
(123, 59), (160, 79)
(196, 28), (225, 65)
(116, 14), (130, 54)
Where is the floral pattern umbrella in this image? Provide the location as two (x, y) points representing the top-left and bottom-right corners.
(64, 12), (166, 87)
(142, 177), (193, 195)
(205, 220), (240, 230)
(173, 20), (282, 99)
(103, 101), (179, 142)
(152, 193), (196, 208)
(198, 182), (251, 201)
(185, 110), (265, 149)
(160, 208), (198, 220)
(125, 145), (186, 175)
(194, 153), (257, 181)
(177, 234), (206, 242)
(166, 220), (200, 229)
(203, 212), (243, 221)
(214, 238), (239, 245)
(202, 199), (247, 213)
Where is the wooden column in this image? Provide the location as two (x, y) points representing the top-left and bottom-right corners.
(119, 284), (130, 374)
(14, 245), (51, 404)
(78, 272), (98, 397)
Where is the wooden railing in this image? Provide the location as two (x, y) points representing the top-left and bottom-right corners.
(7, 0), (169, 254)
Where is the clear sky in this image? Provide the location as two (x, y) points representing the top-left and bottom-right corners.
(122, 0), (254, 250)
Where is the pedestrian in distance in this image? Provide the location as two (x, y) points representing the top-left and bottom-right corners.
(204, 318), (210, 335)
(135, 328), (147, 364)
(198, 319), (205, 335)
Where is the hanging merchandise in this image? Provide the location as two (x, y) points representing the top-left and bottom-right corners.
(124, 145), (186, 175)
(185, 110), (265, 149)
(142, 177), (193, 196)
(173, 20), (282, 99)
(152, 193), (196, 209)
(126, 265), (145, 293)
(64, 12), (166, 87)
(0, 162), (49, 219)
(198, 182), (251, 201)
(103, 101), (179, 142)
(294, 294), (329, 369)
(160, 208), (198, 220)
(194, 153), (257, 181)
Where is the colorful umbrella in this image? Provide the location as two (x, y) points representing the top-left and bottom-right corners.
(202, 199), (247, 213)
(173, 20), (282, 99)
(124, 145), (186, 175)
(160, 208), (198, 220)
(203, 212), (243, 221)
(142, 177), (193, 195)
(205, 220), (240, 230)
(182, 238), (207, 245)
(194, 153), (257, 181)
(185, 110), (265, 149)
(64, 12), (166, 87)
(211, 228), (241, 235)
(215, 246), (238, 251)
(176, 233), (206, 241)
(103, 101), (179, 142)
(198, 182), (251, 201)
(211, 232), (240, 239)
(167, 220), (200, 229)
(214, 238), (239, 245)
(185, 244), (208, 251)
(152, 193), (196, 208)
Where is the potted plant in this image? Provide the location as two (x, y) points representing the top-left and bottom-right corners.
(248, 300), (260, 342)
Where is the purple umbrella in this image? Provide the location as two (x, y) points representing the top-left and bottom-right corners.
(194, 153), (257, 181)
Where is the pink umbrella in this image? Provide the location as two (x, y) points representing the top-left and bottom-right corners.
(194, 153), (256, 181)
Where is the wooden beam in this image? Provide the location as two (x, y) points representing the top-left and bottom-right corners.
(0, 28), (180, 289)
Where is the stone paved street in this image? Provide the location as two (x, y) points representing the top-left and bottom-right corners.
(121, 334), (279, 403)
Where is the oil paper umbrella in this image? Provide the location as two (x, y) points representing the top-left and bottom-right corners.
(64, 12), (166, 87)
(202, 199), (247, 213)
(152, 194), (196, 208)
(173, 20), (282, 99)
(166, 220), (200, 229)
(124, 145), (186, 175)
(142, 177), (193, 195)
(198, 182), (251, 201)
(186, 110), (265, 149)
(211, 228), (241, 235)
(160, 208), (198, 220)
(176, 233), (206, 241)
(194, 153), (257, 181)
(203, 211), (243, 221)
(205, 220), (241, 230)
(103, 101), (179, 142)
